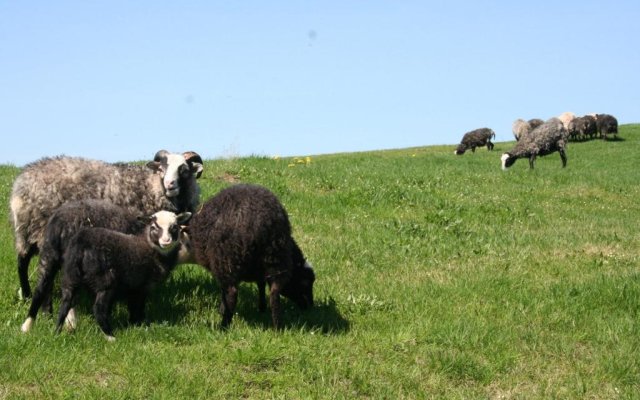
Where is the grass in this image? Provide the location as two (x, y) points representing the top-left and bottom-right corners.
(1, 126), (639, 398)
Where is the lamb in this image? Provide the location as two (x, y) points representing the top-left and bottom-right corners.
(512, 119), (532, 141)
(10, 150), (203, 300)
(596, 114), (618, 140)
(501, 117), (568, 170)
(454, 128), (495, 155)
(21, 210), (192, 341)
(22, 200), (147, 323)
(189, 184), (315, 329)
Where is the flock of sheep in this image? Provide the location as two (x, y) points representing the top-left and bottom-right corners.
(13, 150), (314, 340)
(9, 113), (620, 340)
(455, 112), (619, 169)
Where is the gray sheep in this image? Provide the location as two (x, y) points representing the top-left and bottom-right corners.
(596, 114), (618, 140)
(454, 128), (495, 155)
(568, 115), (598, 141)
(10, 150), (203, 300)
(528, 119), (544, 130)
(190, 184), (315, 329)
(501, 118), (568, 169)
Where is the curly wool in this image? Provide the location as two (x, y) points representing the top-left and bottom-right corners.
(455, 128), (495, 155)
(502, 118), (568, 169)
(190, 184), (314, 329)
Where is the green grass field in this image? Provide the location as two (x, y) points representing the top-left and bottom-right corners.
(1, 126), (639, 399)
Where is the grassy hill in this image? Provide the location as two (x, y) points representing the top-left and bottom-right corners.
(1, 125), (639, 398)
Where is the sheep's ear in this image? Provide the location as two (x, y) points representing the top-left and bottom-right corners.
(176, 212), (192, 225)
(146, 161), (162, 172)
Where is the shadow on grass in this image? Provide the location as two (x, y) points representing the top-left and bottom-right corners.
(146, 266), (350, 335)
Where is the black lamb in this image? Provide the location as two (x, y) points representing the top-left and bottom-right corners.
(25, 211), (191, 341)
(190, 184), (315, 329)
(501, 118), (568, 169)
(455, 128), (495, 155)
(23, 199), (145, 323)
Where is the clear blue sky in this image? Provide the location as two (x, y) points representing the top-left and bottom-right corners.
(1, 1), (639, 166)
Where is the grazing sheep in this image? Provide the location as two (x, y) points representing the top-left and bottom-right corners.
(558, 112), (576, 131)
(512, 119), (532, 141)
(454, 128), (495, 155)
(596, 114), (618, 140)
(190, 184), (315, 329)
(528, 119), (544, 130)
(501, 118), (568, 170)
(10, 150), (203, 300)
(21, 211), (192, 341)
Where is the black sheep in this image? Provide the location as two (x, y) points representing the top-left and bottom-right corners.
(596, 114), (618, 140)
(501, 118), (567, 169)
(24, 200), (145, 320)
(25, 211), (191, 341)
(455, 128), (495, 155)
(190, 184), (315, 329)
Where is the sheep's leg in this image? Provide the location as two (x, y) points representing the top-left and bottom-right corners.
(488, 142), (494, 151)
(528, 155), (536, 169)
(269, 282), (283, 330)
(257, 280), (267, 312)
(127, 291), (147, 325)
(21, 262), (58, 332)
(559, 149), (567, 167)
(219, 285), (238, 329)
(55, 286), (77, 334)
(17, 246), (37, 299)
(93, 290), (117, 339)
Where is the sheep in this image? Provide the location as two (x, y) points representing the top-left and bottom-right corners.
(501, 117), (568, 170)
(596, 114), (618, 140)
(10, 150), (203, 300)
(569, 115), (598, 141)
(454, 128), (495, 155)
(528, 119), (544, 130)
(512, 119), (532, 141)
(189, 184), (315, 329)
(21, 199), (147, 326)
(21, 210), (192, 341)
(558, 112), (576, 131)
(567, 118), (581, 141)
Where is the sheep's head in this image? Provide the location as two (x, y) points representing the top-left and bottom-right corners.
(147, 150), (204, 198)
(454, 144), (467, 155)
(501, 153), (517, 170)
(140, 211), (192, 254)
(281, 242), (315, 309)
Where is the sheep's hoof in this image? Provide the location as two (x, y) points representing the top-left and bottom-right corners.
(64, 308), (77, 331)
(105, 335), (116, 342)
(21, 317), (34, 333)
